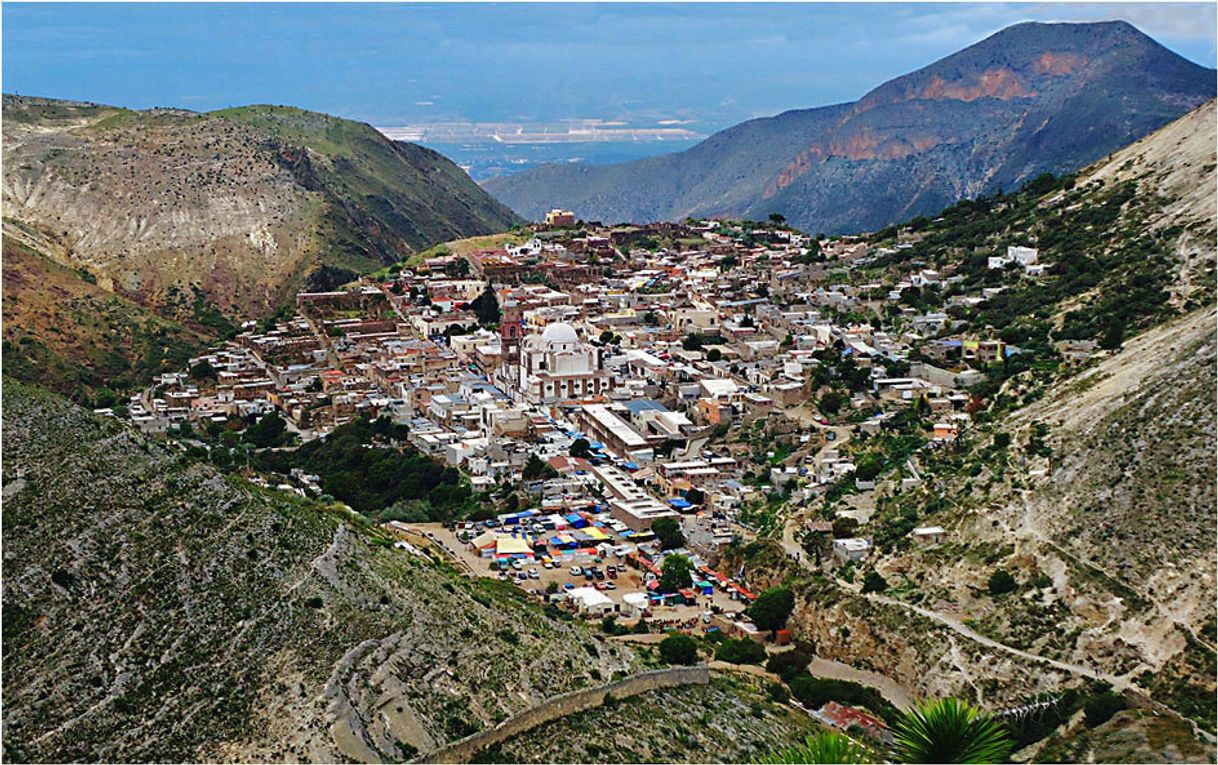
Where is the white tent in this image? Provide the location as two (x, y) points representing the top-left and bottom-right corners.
(568, 586), (615, 616)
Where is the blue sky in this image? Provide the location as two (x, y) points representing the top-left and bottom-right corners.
(4, 3), (1215, 132)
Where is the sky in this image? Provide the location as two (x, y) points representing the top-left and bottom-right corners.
(4, 2), (1216, 133)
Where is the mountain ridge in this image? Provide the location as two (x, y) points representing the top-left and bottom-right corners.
(484, 20), (1216, 233)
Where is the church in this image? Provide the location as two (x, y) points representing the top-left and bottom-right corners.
(517, 323), (614, 405)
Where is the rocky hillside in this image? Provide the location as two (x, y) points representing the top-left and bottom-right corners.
(3, 97), (519, 314)
(485, 21), (1215, 234)
(723, 99), (1216, 761)
(477, 673), (819, 763)
(1, 381), (639, 763)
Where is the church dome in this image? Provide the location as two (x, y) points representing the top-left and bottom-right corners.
(541, 322), (579, 346)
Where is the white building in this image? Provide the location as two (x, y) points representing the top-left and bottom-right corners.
(833, 537), (872, 563)
(518, 323), (613, 404)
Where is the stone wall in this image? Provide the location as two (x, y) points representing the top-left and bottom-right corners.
(420, 665), (710, 763)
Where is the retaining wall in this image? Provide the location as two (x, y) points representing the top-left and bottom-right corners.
(420, 665), (710, 763)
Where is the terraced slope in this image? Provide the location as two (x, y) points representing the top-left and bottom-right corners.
(1, 381), (638, 763)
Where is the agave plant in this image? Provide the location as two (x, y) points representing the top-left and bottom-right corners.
(891, 697), (1014, 764)
(756, 732), (872, 764)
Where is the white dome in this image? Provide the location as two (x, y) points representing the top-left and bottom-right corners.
(541, 322), (579, 345)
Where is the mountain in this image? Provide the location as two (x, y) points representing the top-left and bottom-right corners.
(0, 379), (645, 762)
(721, 99), (1216, 759)
(3, 97), (520, 313)
(2, 96), (521, 401)
(484, 21), (1216, 233)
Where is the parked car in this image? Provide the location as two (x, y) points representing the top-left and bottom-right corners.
(570, 565), (583, 576)
(604, 582), (617, 590)
(594, 569), (605, 581)
(528, 568), (540, 579)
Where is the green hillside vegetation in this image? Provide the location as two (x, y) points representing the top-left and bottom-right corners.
(1, 236), (209, 406)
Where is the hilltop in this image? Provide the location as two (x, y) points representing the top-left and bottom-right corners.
(485, 21), (1215, 234)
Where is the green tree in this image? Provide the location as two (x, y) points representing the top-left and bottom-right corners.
(658, 553), (694, 592)
(523, 453), (554, 480)
(1083, 691), (1127, 728)
(861, 571), (888, 594)
(892, 698), (1014, 764)
(569, 438), (592, 459)
(707, 347), (723, 362)
(987, 569), (1017, 596)
(652, 517), (685, 551)
(189, 359), (217, 380)
(1099, 318), (1125, 350)
(470, 283), (500, 326)
(748, 586), (795, 636)
(768, 212), (786, 224)
(243, 411), (288, 448)
(819, 390), (846, 416)
(715, 637), (767, 665)
(658, 633), (699, 666)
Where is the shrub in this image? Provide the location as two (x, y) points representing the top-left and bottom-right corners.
(748, 586), (795, 634)
(714, 638), (767, 665)
(862, 571), (889, 594)
(659, 633), (699, 666)
(987, 569), (1017, 596)
(768, 682), (790, 704)
(1083, 692), (1127, 728)
(766, 648), (813, 682)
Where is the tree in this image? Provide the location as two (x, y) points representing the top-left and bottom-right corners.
(861, 571), (888, 594)
(831, 516), (859, 539)
(643, 310), (659, 326)
(658, 553), (694, 592)
(652, 517), (685, 551)
(715, 637), (767, 664)
(706, 347), (723, 362)
(768, 212), (786, 224)
(658, 633), (699, 665)
(1083, 691), (1127, 728)
(892, 698), (1014, 764)
(1099, 318), (1125, 350)
(748, 586), (795, 636)
(523, 454), (551, 480)
(854, 457), (883, 482)
(243, 411), (288, 448)
(190, 359), (217, 380)
(766, 647), (813, 682)
(569, 438), (592, 459)
(819, 390), (846, 416)
(987, 569), (1017, 596)
(756, 732), (870, 764)
(470, 283), (500, 326)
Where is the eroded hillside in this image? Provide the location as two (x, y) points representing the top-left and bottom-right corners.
(2, 96), (520, 316)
